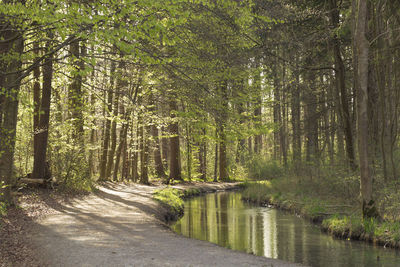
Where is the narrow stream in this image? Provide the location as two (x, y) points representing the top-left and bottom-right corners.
(171, 191), (400, 267)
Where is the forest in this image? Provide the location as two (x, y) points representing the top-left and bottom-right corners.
(1, 0), (400, 264)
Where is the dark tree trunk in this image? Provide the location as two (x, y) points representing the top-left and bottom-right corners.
(152, 124), (166, 178)
(329, 0), (357, 170)
(168, 98), (182, 183)
(214, 129), (219, 182)
(33, 42), (41, 166)
(0, 13), (23, 202)
(68, 39), (84, 140)
(198, 127), (207, 181)
(32, 35), (53, 180)
(291, 65), (301, 164)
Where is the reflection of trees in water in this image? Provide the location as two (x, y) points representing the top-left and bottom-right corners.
(172, 192), (399, 267)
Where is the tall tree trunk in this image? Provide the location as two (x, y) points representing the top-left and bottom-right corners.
(304, 68), (319, 165)
(355, 0), (376, 218)
(149, 94), (166, 178)
(105, 63), (122, 179)
(161, 126), (169, 169)
(140, 123), (150, 184)
(254, 61), (262, 154)
(68, 39), (84, 140)
(99, 61), (115, 180)
(131, 121), (139, 182)
(329, 0), (357, 170)
(0, 13), (23, 203)
(214, 128), (219, 182)
(272, 62), (281, 161)
(218, 82), (229, 181)
(33, 42), (41, 167)
(291, 65), (301, 164)
(113, 121), (128, 181)
(199, 127), (207, 181)
(168, 98), (182, 183)
(32, 35), (53, 180)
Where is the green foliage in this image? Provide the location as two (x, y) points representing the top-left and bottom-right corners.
(182, 188), (201, 198)
(153, 187), (184, 216)
(0, 181), (7, 216)
(246, 156), (284, 180)
(241, 181), (273, 204)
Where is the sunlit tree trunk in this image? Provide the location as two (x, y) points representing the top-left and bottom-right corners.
(99, 61), (115, 181)
(106, 62), (123, 179)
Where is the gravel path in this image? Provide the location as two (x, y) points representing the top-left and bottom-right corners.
(28, 183), (301, 266)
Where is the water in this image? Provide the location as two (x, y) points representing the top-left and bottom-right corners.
(171, 191), (400, 267)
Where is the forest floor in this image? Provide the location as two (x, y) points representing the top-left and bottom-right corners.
(0, 182), (300, 267)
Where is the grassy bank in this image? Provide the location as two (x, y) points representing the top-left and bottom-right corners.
(242, 179), (400, 249)
(153, 182), (241, 222)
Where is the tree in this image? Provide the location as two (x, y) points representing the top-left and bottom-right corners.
(354, 0), (377, 218)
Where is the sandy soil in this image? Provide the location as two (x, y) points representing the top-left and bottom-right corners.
(4, 182), (301, 266)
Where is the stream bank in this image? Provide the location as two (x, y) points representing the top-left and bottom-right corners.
(241, 181), (400, 250)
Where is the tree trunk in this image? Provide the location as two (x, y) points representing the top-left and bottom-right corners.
(33, 42), (41, 167)
(355, 0), (376, 218)
(198, 127), (207, 181)
(218, 82), (229, 181)
(68, 39), (84, 140)
(113, 121), (128, 181)
(0, 14), (23, 203)
(168, 98), (182, 182)
(32, 35), (53, 180)
(214, 129), (219, 182)
(161, 126), (169, 169)
(99, 61), (115, 181)
(140, 123), (150, 184)
(329, 0), (357, 170)
(291, 65), (301, 164)
(149, 94), (166, 178)
(304, 68), (319, 165)
(105, 63), (122, 179)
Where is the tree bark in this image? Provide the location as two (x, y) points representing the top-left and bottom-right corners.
(105, 62), (122, 179)
(0, 13), (23, 203)
(355, 0), (376, 218)
(329, 0), (357, 170)
(32, 35), (53, 180)
(99, 61), (115, 181)
(68, 39), (84, 140)
(168, 98), (182, 182)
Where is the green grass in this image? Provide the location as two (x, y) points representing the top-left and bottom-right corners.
(182, 188), (201, 198)
(153, 187), (184, 217)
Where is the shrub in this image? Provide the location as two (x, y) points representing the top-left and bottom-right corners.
(246, 156), (284, 180)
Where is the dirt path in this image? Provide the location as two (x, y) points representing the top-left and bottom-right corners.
(28, 183), (300, 266)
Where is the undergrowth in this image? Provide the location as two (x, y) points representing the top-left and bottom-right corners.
(0, 181), (6, 216)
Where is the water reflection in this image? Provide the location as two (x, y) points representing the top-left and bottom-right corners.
(172, 192), (400, 267)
